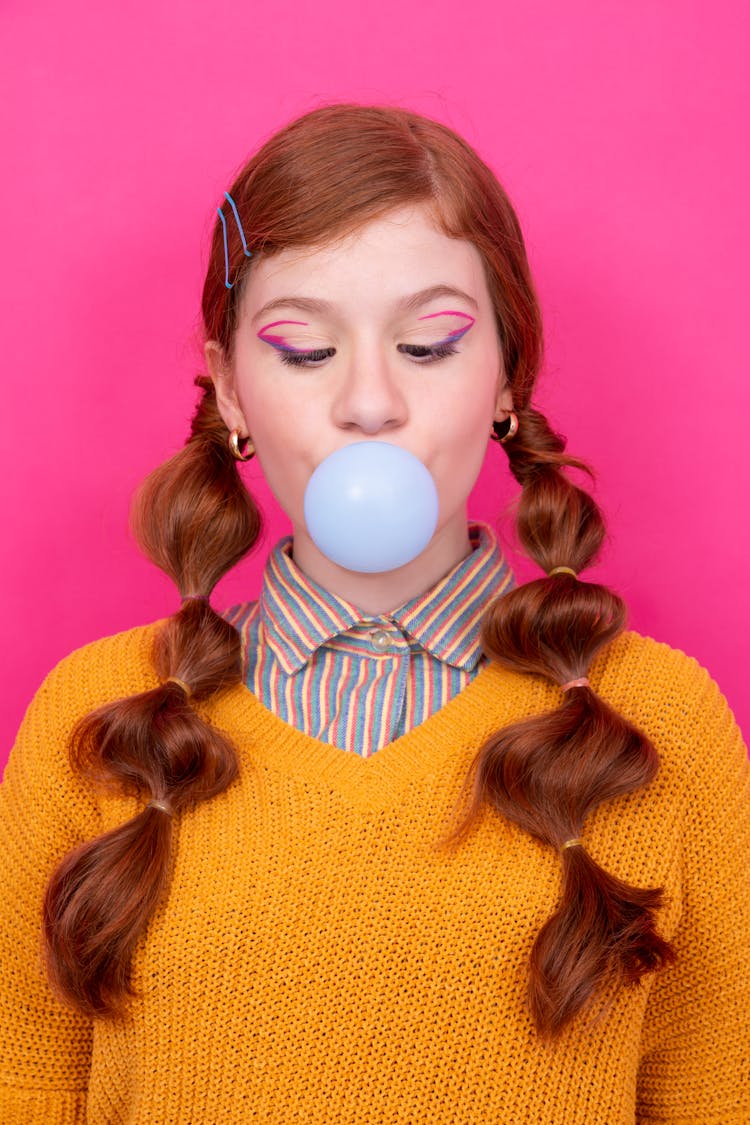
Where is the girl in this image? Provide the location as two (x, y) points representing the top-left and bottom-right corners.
(1, 103), (748, 1124)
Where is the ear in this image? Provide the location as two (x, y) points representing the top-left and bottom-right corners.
(204, 340), (249, 436)
(493, 370), (514, 420)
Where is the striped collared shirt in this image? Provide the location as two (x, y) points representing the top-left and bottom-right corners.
(223, 520), (514, 758)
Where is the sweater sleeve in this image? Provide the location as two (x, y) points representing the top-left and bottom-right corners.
(636, 662), (750, 1123)
(0, 656), (103, 1123)
(0, 626), (159, 1125)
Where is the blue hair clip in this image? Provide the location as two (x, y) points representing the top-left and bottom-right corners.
(218, 191), (253, 289)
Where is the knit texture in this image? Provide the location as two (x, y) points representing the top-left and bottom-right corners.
(1, 624), (749, 1123)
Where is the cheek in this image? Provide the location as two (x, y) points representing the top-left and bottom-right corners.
(434, 415), (489, 478)
(425, 373), (496, 489)
(428, 368), (496, 442)
(234, 381), (321, 516)
(236, 379), (296, 449)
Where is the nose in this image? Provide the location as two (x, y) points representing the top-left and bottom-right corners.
(330, 341), (409, 436)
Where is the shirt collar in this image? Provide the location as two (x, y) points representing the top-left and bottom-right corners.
(259, 520), (514, 675)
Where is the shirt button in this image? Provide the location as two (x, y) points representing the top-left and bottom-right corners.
(370, 629), (391, 651)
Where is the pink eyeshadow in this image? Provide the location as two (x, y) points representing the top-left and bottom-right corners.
(417, 310), (475, 325)
(257, 319), (309, 349)
(417, 309), (476, 347)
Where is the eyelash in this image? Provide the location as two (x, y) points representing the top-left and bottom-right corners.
(277, 340), (460, 367)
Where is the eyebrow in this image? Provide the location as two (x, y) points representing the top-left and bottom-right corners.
(250, 284), (479, 324)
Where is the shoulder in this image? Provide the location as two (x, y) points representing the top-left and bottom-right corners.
(591, 629), (746, 788)
(592, 629), (717, 711)
(6, 622), (167, 832)
(24, 621), (166, 732)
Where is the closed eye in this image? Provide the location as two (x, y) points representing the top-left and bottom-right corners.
(277, 339), (461, 368)
(278, 347), (335, 367)
(397, 341), (460, 363)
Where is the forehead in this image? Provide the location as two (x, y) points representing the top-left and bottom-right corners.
(238, 204), (491, 323)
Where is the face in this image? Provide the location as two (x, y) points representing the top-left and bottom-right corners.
(207, 204), (513, 560)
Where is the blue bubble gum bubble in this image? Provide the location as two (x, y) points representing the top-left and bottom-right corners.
(303, 441), (439, 574)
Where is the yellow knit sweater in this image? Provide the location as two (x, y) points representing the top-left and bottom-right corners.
(1, 623), (749, 1124)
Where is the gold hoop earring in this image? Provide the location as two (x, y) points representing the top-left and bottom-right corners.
(490, 412), (519, 444)
(228, 429), (255, 462)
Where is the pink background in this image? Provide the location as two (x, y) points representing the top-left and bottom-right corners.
(2, 1), (748, 760)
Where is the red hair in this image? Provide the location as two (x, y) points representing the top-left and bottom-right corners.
(43, 103), (674, 1036)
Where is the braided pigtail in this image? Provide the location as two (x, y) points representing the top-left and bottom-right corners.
(444, 407), (675, 1040)
(43, 376), (261, 1019)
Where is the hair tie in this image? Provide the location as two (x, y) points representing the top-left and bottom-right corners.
(560, 677), (590, 692)
(548, 566), (578, 579)
(181, 594), (209, 603)
(561, 838), (584, 852)
(148, 798), (174, 816)
(164, 675), (192, 698)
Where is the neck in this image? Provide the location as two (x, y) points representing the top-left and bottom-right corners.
(290, 510), (474, 616)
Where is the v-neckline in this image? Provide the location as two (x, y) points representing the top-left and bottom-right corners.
(207, 659), (526, 812)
